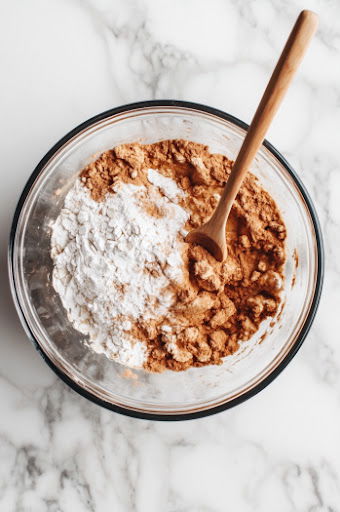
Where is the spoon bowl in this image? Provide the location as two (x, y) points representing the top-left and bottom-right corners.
(186, 218), (227, 262)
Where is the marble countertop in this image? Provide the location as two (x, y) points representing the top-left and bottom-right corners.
(1, 0), (340, 510)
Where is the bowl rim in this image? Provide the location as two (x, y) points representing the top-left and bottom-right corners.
(8, 99), (324, 421)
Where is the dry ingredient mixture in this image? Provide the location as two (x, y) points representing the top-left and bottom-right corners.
(51, 140), (286, 373)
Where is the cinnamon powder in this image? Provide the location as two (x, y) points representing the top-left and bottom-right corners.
(81, 140), (286, 372)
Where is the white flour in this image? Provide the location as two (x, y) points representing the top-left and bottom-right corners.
(147, 168), (185, 202)
(50, 171), (189, 368)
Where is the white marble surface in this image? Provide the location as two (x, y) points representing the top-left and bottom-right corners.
(1, 0), (340, 510)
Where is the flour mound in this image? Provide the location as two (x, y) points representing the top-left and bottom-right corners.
(51, 174), (188, 368)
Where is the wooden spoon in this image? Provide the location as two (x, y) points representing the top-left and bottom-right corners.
(186, 10), (318, 261)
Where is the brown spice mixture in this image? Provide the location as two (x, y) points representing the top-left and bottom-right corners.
(81, 139), (286, 373)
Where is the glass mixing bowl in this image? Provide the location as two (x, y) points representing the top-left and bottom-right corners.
(9, 101), (324, 420)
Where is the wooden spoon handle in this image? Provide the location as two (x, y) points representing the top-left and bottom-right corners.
(214, 9), (318, 224)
